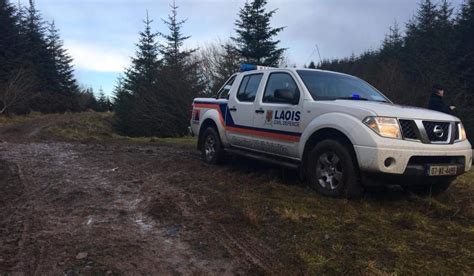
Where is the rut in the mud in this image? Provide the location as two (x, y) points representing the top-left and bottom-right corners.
(0, 140), (282, 275)
(0, 159), (24, 272)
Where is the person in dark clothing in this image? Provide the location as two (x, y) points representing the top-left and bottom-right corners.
(428, 84), (454, 114)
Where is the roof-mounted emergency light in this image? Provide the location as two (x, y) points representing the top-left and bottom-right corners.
(239, 64), (274, 72)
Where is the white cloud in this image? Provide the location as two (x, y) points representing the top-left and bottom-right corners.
(65, 40), (131, 72)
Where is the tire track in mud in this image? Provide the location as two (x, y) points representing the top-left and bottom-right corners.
(149, 168), (284, 275)
(0, 159), (25, 272)
(0, 142), (257, 274)
(185, 193), (282, 273)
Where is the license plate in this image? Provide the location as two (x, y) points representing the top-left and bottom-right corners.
(428, 165), (457, 176)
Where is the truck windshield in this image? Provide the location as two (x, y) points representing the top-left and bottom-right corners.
(297, 70), (389, 102)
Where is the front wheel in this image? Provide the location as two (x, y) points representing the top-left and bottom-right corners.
(201, 127), (224, 164)
(306, 140), (363, 198)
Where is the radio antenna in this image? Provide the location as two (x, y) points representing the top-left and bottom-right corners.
(315, 44), (322, 66)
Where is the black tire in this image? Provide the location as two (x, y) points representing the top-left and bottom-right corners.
(201, 127), (224, 164)
(403, 177), (454, 196)
(306, 139), (363, 198)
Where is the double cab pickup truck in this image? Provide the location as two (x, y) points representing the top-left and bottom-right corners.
(190, 65), (472, 197)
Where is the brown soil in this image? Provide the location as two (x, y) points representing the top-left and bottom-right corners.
(0, 116), (283, 275)
(2, 114), (473, 275)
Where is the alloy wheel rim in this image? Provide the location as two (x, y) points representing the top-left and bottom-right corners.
(316, 152), (343, 190)
(204, 135), (216, 161)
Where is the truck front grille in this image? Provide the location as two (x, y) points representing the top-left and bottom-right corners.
(397, 119), (457, 144)
(399, 119), (418, 140)
(422, 121), (450, 142)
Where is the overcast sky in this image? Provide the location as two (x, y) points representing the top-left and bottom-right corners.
(23, 0), (464, 95)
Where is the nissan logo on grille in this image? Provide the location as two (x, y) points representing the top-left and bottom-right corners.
(433, 125), (444, 138)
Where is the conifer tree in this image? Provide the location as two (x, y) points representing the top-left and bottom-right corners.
(159, 1), (195, 70)
(46, 21), (80, 111)
(97, 88), (111, 112)
(232, 0), (285, 66)
(113, 77), (135, 133)
(0, 0), (32, 114)
(381, 21), (403, 59)
(456, 0), (474, 90)
(21, 0), (62, 112)
(404, 0), (443, 84)
(157, 1), (203, 136)
(124, 12), (160, 93)
(0, 0), (22, 83)
(1, 0), (81, 114)
(115, 13), (162, 136)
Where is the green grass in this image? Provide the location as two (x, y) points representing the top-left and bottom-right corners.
(0, 111), (196, 146)
(215, 170), (474, 274)
(47, 112), (196, 146)
(0, 112), (44, 125)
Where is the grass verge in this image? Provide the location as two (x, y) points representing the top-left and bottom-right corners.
(171, 154), (474, 274)
(0, 112), (196, 146)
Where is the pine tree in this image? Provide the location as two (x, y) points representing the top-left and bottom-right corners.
(308, 61), (316, 69)
(454, 0), (474, 136)
(21, 0), (62, 113)
(124, 11), (160, 93)
(159, 1), (195, 69)
(155, 1), (203, 136)
(0, 0), (22, 83)
(0, 0), (32, 114)
(456, 0), (474, 90)
(232, 0), (286, 66)
(381, 21), (403, 59)
(94, 88), (111, 112)
(115, 12), (162, 136)
(46, 21), (80, 111)
(113, 77), (135, 133)
(403, 0), (444, 84)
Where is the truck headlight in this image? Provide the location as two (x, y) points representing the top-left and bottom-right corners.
(458, 122), (467, 141)
(363, 117), (402, 139)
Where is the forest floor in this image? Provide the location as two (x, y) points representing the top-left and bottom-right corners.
(0, 112), (473, 275)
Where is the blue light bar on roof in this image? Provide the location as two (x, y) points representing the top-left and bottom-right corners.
(239, 64), (275, 72)
(240, 64), (257, 72)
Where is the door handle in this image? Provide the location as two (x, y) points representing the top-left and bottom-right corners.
(255, 109), (264, 114)
(229, 107), (237, 112)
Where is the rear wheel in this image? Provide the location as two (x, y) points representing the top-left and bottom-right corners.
(403, 177), (454, 196)
(201, 127), (223, 164)
(306, 140), (362, 198)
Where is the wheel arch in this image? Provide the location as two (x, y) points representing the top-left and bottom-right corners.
(301, 128), (358, 172)
(197, 119), (219, 150)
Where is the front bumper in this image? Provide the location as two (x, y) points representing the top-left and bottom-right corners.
(354, 140), (472, 175)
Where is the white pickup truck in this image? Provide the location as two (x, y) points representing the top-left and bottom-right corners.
(190, 66), (472, 197)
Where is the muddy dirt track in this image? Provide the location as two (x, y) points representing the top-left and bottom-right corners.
(0, 119), (284, 275)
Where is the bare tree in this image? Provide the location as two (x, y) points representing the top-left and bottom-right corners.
(195, 39), (240, 96)
(0, 69), (35, 115)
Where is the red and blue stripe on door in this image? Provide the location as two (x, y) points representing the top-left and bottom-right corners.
(193, 101), (301, 142)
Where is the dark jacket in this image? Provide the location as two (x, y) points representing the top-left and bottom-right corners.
(428, 93), (451, 114)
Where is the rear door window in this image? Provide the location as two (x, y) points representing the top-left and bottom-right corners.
(218, 75), (236, 99)
(237, 74), (263, 102)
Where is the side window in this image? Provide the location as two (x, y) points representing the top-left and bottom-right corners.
(218, 75), (236, 99)
(263, 73), (300, 104)
(237, 74), (263, 102)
